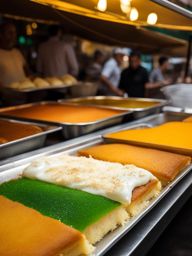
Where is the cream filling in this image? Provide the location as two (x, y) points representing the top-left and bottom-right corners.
(23, 155), (155, 204)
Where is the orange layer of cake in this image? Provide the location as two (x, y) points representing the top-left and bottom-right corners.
(1, 104), (125, 123)
(0, 195), (92, 256)
(0, 120), (42, 142)
(104, 122), (192, 156)
(79, 143), (191, 184)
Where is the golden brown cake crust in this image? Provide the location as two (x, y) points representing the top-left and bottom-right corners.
(79, 143), (191, 184)
(0, 120), (42, 142)
(132, 180), (157, 201)
(0, 195), (86, 256)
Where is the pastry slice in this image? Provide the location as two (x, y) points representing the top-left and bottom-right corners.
(0, 195), (93, 256)
(61, 74), (78, 86)
(104, 122), (192, 156)
(79, 143), (191, 185)
(46, 77), (63, 86)
(0, 178), (128, 245)
(33, 77), (50, 88)
(23, 155), (161, 217)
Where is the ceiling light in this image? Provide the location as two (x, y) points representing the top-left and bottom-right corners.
(97, 0), (107, 12)
(129, 7), (139, 21)
(147, 12), (158, 25)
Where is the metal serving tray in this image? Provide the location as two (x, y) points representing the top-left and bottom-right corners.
(0, 102), (133, 139)
(0, 130), (191, 256)
(103, 110), (192, 156)
(4, 83), (73, 93)
(62, 96), (168, 119)
(0, 117), (61, 160)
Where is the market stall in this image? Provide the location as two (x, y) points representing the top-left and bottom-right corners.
(0, 0), (192, 256)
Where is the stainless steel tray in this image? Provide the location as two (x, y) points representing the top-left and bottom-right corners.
(0, 131), (191, 256)
(0, 101), (133, 139)
(0, 117), (61, 160)
(3, 84), (73, 93)
(103, 110), (192, 156)
(62, 96), (168, 119)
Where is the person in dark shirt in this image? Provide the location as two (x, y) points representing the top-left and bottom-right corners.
(119, 51), (149, 97)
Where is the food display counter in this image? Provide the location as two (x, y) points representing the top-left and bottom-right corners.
(0, 107), (191, 256)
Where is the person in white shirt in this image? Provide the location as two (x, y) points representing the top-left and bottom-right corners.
(37, 26), (79, 77)
(0, 23), (27, 87)
(100, 48), (125, 96)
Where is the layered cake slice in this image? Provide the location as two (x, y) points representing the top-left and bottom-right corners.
(0, 178), (128, 245)
(23, 154), (161, 216)
(79, 143), (191, 185)
(0, 195), (93, 256)
(104, 122), (192, 156)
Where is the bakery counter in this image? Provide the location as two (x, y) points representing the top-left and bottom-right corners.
(0, 109), (191, 256)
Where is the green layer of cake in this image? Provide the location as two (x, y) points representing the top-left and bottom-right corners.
(0, 178), (120, 231)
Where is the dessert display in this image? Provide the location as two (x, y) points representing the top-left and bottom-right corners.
(0, 154), (161, 245)
(79, 143), (191, 185)
(104, 122), (192, 155)
(0, 195), (93, 256)
(0, 120), (42, 143)
(0, 104), (125, 123)
(0, 178), (128, 245)
(68, 97), (160, 109)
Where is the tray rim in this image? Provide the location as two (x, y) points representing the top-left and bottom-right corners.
(61, 96), (168, 111)
(0, 116), (61, 149)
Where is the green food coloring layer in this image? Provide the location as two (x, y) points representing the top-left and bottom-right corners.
(0, 178), (120, 231)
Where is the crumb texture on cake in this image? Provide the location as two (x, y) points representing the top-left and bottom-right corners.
(0, 178), (120, 232)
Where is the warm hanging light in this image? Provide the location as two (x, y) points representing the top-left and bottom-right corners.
(97, 0), (107, 12)
(129, 7), (139, 21)
(31, 22), (38, 29)
(26, 24), (33, 36)
(147, 12), (158, 25)
(120, 0), (132, 14)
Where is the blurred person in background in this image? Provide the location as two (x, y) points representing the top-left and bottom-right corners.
(119, 50), (149, 97)
(148, 56), (172, 98)
(85, 50), (105, 82)
(37, 25), (79, 77)
(100, 48), (125, 96)
(0, 22), (27, 87)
